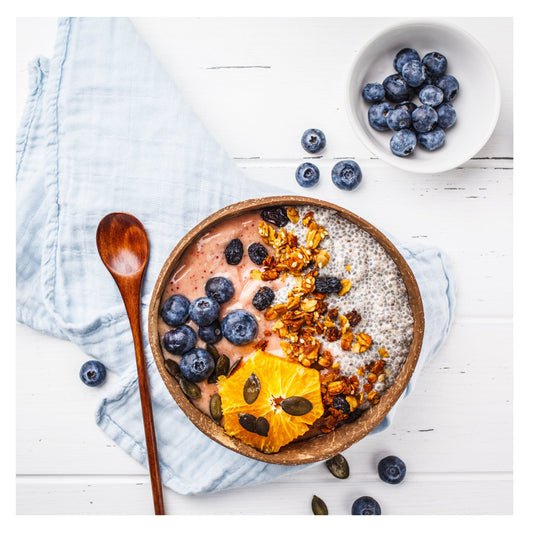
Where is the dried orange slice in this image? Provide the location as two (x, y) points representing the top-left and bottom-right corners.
(219, 350), (324, 453)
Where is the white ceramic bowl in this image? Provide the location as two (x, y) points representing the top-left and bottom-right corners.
(346, 20), (501, 174)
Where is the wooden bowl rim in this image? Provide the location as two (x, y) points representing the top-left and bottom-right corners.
(148, 196), (424, 465)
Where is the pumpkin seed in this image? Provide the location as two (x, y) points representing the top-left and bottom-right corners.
(311, 495), (328, 515)
(205, 343), (220, 362)
(238, 412), (257, 433)
(164, 358), (180, 377)
(243, 372), (261, 404)
(209, 393), (222, 423)
(280, 396), (313, 416)
(178, 376), (201, 399)
(325, 454), (350, 479)
(227, 356), (242, 377)
(255, 416), (269, 437)
(215, 353), (230, 377)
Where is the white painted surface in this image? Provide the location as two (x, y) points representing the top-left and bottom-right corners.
(16, 17), (513, 515)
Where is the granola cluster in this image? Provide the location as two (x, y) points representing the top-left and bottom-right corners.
(251, 208), (392, 433)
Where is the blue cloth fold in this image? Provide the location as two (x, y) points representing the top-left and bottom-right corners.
(16, 17), (456, 495)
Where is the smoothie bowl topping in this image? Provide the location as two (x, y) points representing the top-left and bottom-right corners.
(150, 199), (422, 463)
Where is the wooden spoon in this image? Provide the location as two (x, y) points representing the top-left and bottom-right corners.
(96, 212), (165, 515)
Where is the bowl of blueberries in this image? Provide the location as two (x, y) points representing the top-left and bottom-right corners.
(346, 20), (500, 173)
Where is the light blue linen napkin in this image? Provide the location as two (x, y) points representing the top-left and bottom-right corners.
(16, 17), (455, 495)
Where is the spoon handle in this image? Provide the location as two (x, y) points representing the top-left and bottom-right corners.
(122, 282), (165, 515)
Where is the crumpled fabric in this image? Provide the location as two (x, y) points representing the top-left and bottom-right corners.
(16, 17), (455, 494)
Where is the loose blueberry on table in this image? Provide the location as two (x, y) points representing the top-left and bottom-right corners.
(295, 162), (320, 188)
(377, 455), (407, 484)
(301, 128), (326, 153)
(79, 360), (107, 387)
(351, 496), (382, 515)
(331, 161), (362, 191)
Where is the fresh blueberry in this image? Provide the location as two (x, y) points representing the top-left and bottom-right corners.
(351, 496), (381, 515)
(252, 286), (275, 311)
(224, 238), (244, 265)
(163, 325), (197, 355)
(437, 103), (457, 129)
(418, 128), (446, 151)
(378, 455), (407, 484)
(221, 310), (258, 345)
(248, 242), (269, 265)
(331, 160), (362, 191)
(390, 129), (417, 157)
(422, 51), (448, 78)
(205, 277), (234, 303)
(368, 102), (394, 131)
(179, 348), (215, 383)
(79, 360), (107, 387)
(435, 74), (459, 102)
(401, 59), (428, 88)
(315, 276), (342, 293)
(301, 128), (326, 153)
(198, 320), (223, 344)
(295, 162), (320, 188)
(418, 85), (444, 107)
(393, 47), (420, 74)
(395, 101), (417, 115)
(386, 108), (411, 131)
(362, 82), (385, 103)
(160, 294), (190, 326)
(189, 297), (220, 326)
(411, 105), (438, 133)
(382, 73), (413, 103)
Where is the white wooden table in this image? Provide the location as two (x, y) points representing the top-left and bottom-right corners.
(16, 17), (513, 515)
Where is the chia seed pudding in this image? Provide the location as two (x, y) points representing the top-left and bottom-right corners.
(157, 204), (414, 448)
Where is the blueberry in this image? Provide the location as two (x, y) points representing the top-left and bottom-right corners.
(418, 128), (446, 151)
(378, 455), (406, 484)
(395, 101), (417, 115)
(331, 161), (362, 191)
(179, 348), (215, 383)
(189, 297), (220, 326)
(390, 129), (417, 157)
(221, 310), (258, 345)
(401, 59), (428, 88)
(252, 286), (275, 311)
(79, 360), (107, 387)
(295, 162), (320, 188)
(362, 82), (385, 103)
(382, 73), (413, 103)
(351, 496), (381, 515)
(224, 238), (244, 265)
(301, 128), (326, 153)
(437, 103), (457, 129)
(160, 294), (190, 326)
(393, 47), (420, 74)
(368, 102), (394, 131)
(198, 320), (223, 344)
(435, 74), (459, 102)
(418, 85), (444, 107)
(411, 105), (438, 133)
(248, 242), (269, 265)
(422, 51), (448, 78)
(386, 108), (411, 131)
(163, 325), (197, 355)
(332, 395), (351, 416)
(205, 277), (234, 303)
(315, 276), (342, 293)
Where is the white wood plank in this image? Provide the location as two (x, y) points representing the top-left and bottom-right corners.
(16, 321), (512, 476)
(16, 473), (512, 514)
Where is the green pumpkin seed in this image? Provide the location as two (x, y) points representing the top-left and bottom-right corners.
(255, 416), (269, 437)
(325, 454), (350, 479)
(243, 372), (261, 404)
(238, 412), (257, 433)
(164, 358), (181, 378)
(215, 353), (230, 377)
(281, 396), (313, 416)
(205, 343), (220, 362)
(311, 495), (328, 515)
(227, 356), (242, 377)
(178, 376), (201, 399)
(209, 393), (222, 423)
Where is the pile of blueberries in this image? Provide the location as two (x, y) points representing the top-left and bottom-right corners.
(362, 48), (459, 157)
